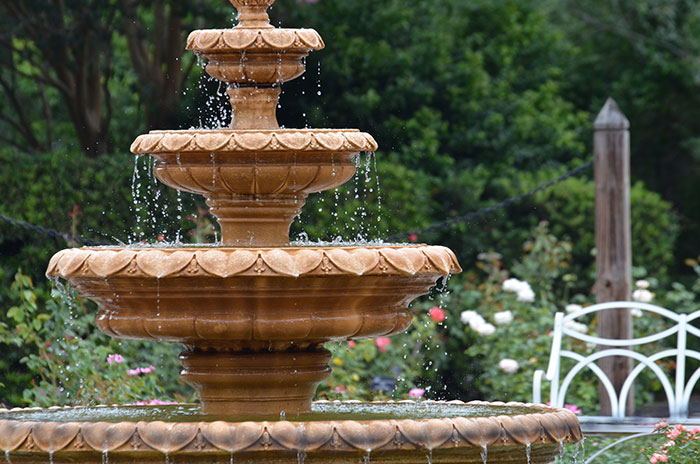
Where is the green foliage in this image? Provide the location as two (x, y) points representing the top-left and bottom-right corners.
(0, 271), (192, 407)
(0, 148), (206, 283)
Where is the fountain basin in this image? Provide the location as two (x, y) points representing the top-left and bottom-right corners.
(47, 246), (460, 415)
(0, 401), (582, 464)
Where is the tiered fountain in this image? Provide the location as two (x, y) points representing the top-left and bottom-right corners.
(0, 1), (580, 462)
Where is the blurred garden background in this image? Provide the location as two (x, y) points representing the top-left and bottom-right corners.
(1, 0), (700, 453)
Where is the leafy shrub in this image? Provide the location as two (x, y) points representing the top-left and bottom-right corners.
(0, 271), (191, 407)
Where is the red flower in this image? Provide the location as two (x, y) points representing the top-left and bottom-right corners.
(375, 337), (391, 352)
(428, 307), (445, 322)
(157, 234), (165, 242)
(348, 341), (356, 348)
(408, 234), (418, 243)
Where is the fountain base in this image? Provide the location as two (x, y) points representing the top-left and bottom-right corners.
(0, 401), (582, 464)
(180, 348), (332, 416)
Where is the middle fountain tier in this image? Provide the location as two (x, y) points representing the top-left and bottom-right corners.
(47, 0), (461, 417)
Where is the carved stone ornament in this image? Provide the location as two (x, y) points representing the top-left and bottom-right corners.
(0, 401), (582, 463)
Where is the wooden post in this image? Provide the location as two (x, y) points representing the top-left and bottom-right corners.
(594, 97), (634, 416)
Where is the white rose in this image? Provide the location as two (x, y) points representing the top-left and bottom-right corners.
(498, 358), (519, 374)
(632, 289), (653, 303)
(631, 308), (643, 317)
(635, 279), (650, 289)
(502, 278), (525, 293)
(474, 323), (496, 336)
(517, 286), (535, 303)
(460, 310), (481, 325)
(564, 320), (588, 333)
(493, 310), (513, 325)
(468, 314), (487, 330)
(565, 304), (583, 314)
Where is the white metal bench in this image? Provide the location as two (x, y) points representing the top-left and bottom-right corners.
(532, 302), (700, 461)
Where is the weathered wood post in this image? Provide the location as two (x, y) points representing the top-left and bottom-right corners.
(594, 97), (634, 416)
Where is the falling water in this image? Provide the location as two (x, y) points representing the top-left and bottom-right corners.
(164, 451), (170, 464)
(296, 450), (306, 464)
(571, 439), (581, 464)
(5, 450), (11, 464)
(364, 449), (371, 464)
(229, 452), (235, 464)
(557, 439), (564, 463)
(211, 153), (217, 187)
(316, 61), (322, 96)
(480, 444), (487, 464)
(426, 449), (433, 464)
(48, 451), (54, 464)
(525, 442), (531, 464)
(102, 450), (109, 464)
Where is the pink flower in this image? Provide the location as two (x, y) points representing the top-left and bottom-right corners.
(140, 365), (156, 374)
(375, 337), (391, 352)
(127, 365), (156, 376)
(335, 385), (346, 393)
(107, 354), (123, 364)
(408, 234), (418, 243)
(428, 307), (445, 323)
(348, 341), (356, 348)
(666, 429), (681, 440)
(654, 420), (669, 431)
(409, 388), (425, 399)
(651, 453), (667, 463)
(132, 399), (177, 406)
(564, 404), (582, 414)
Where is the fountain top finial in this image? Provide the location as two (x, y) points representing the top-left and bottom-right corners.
(230, 0), (276, 28)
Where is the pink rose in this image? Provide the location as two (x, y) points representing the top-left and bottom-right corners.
(107, 354), (123, 364)
(409, 388), (425, 399)
(428, 307), (445, 323)
(375, 337), (391, 352)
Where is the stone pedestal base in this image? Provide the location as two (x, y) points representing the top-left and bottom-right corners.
(179, 348), (331, 416)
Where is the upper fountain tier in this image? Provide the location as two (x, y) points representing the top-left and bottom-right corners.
(131, 0), (378, 247)
(185, 0), (325, 129)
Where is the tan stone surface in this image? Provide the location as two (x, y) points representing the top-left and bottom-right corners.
(0, 401), (582, 463)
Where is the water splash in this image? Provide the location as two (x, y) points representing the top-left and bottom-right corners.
(364, 449), (371, 464)
(48, 451), (54, 464)
(572, 438), (581, 464)
(480, 444), (487, 464)
(525, 442), (531, 464)
(5, 450), (11, 464)
(557, 438), (564, 463)
(426, 449), (433, 464)
(296, 450), (306, 464)
(102, 450), (109, 464)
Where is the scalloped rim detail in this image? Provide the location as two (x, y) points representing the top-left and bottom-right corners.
(130, 130), (378, 154)
(186, 28), (324, 53)
(0, 401), (582, 455)
(46, 246), (461, 279)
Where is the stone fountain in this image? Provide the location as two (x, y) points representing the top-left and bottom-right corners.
(0, 1), (581, 462)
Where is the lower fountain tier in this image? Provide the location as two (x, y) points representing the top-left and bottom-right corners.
(46, 245), (461, 414)
(0, 401), (582, 464)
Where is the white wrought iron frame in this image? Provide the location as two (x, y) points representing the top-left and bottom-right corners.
(533, 301), (700, 421)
